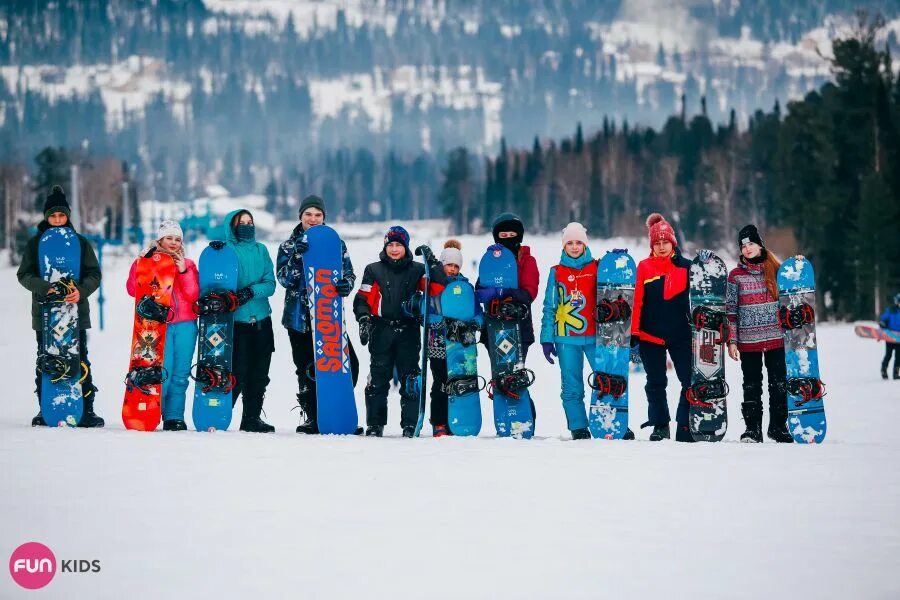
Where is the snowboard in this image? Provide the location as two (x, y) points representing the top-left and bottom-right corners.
(305, 225), (358, 435)
(687, 251), (729, 442)
(441, 278), (482, 436)
(478, 244), (534, 439)
(37, 227), (83, 427)
(122, 251), (177, 431)
(192, 241), (239, 432)
(854, 323), (900, 343)
(588, 249), (635, 440)
(778, 256), (826, 444)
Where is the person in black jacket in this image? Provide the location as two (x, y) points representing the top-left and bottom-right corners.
(353, 226), (446, 437)
(16, 185), (105, 428)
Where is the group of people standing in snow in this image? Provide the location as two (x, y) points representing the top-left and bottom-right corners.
(18, 184), (891, 439)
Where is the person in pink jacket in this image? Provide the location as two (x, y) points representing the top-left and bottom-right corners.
(126, 220), (199, 431)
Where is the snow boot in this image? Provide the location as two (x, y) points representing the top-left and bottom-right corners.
(31, 411), (46, 427)
(163, 419), (187, 431)
(78, 409), (105, 428)
(882, 367), (889, 380)
(766, 382), (793, 443)
(240, 416), (275, 433)
(648, 423), (670, 441)
(894, 367), (900, 380)
(675, 423), (695, 442)
(622, 428), (635, 440)
(294, 393), (318, 434)
(433, 424), (451, 438)
(365, 425), (384, 437)
(296, 419), (318, 434)
(571, 428), (591, 440)
(402, 426), (415, 438)
(740, 401), (763, 443)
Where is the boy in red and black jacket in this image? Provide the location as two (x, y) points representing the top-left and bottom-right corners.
(353, 226), (446, 438)
(631, 213), (693, 442)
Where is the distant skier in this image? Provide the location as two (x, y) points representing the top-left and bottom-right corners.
(725, 225), (792, 443)
(277, 195), (359, 434)
(353, 226), (446, 437)
(126, 220), (199, 431)
(880, 293), (900, 380)
(223, 209), (277, 433)
(16, 185), (104, 428)
(631, 213), (693, 442)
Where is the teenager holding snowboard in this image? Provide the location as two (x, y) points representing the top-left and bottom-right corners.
(353, 226), (446, 438)
(631, 213), (693, 442)
(224, 209), (277, 433)
(879, 293), (900, 380)
(125, 220), (199, 431)
(277, 195), (360, 434)
(724, 225), (793, 442)
(17, 185), (104, 427)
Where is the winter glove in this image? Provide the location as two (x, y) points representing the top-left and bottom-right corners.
(402, 292), (424, 320)
(475, 287), (502, 303)
(209, 240), (226, 250)
(236, 287), (254, 307)
(541, 342), (557, 365)
(416, 245), (437, 268)
(294, 236), (310, 256)
(358, 316), (372, 346)
(335, 278), (352, 297)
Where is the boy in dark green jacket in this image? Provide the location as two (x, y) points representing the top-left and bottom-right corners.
(16, 185), (104, 427)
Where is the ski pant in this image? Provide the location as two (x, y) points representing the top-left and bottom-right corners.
(34, 330), (98, 412)
(429, 357), (448, 427)
(231, 317), (275, 419)
(557, 342), (601, 431)
(161, 320), (197, 422)
(287, 327), (360, 420)
(639, 336), (691, 427)
(365, 320), (420, 428)
(740, 347), (787, 428)
(883, 342), (899, 374)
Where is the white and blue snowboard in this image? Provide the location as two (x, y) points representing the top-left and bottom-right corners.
(441, 278), (482, 436)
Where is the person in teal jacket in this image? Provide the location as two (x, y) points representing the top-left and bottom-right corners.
(223, 209), (277, 433)
(540, 223), (634, 440)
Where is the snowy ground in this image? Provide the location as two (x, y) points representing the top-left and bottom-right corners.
(2, 229), (899, 599)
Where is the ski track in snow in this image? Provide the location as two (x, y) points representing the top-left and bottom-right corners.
(2, 231), (899, 599)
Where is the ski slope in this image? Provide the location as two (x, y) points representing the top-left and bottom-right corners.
(2, 230), (898, 599)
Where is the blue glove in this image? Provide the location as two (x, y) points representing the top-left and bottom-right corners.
(335, 278), (352, 297)
(475, 287), (502, 303)
(542, 342), (557, 365)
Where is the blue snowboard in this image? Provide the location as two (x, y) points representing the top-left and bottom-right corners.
(478, 244), (534, 439)
(38, 227), (83, 427)
(441, 278), (482, 436)
(778, 256), (826, 444)
(192, 242), (238, 432)
(589, 250), (635, 439)
(305, 225), (358, 435)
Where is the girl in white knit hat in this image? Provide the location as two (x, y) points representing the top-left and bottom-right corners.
(125, 220), (199, 430)
(539, 223), (634, 440)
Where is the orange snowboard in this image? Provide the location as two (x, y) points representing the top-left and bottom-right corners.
(122, 252), (177, 431)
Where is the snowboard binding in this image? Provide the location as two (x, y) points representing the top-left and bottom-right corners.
(445, 375), (486, 397)
(445, 319), (480, 346)
(692, 306), (730, 343)
(596, 297), (632, 323)
(136, 295), (175, 323)
(37, 354), (75, 383)
(488, 368), (535, 399)
(487, 299), (529, 322)
(779, 303), (815, 330)
(787, 377), (826, 405)
(43, 277), (78, 303)
(190, 364), (237, 393)
(193, 290), (239, 316)
(125, 365), (168, 395)
(685, 378), (730, 408)
(587, 371), (627, 398)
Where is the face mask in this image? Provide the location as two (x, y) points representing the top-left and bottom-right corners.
(498, 236), (520, 254)
(235, 224), (255, 241)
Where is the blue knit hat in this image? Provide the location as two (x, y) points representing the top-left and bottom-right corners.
(384, 225), (410, 251)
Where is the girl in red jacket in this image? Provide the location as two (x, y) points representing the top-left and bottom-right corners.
(126, 220), (199, 431)
(726, 224), (793, 443)
(631, 213), (694, 442)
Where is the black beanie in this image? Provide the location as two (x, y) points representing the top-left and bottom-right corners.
(738, 224), (764, 249)
(43, 185), (71, 219)
(299, 195), (326, 218)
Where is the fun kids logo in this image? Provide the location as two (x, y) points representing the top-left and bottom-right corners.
(9, 542), (101, 590)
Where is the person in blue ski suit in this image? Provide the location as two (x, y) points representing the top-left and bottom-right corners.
(276, 195), (359, 433)
(223, 209), (277, 433)
(880, 293), (900, 380)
